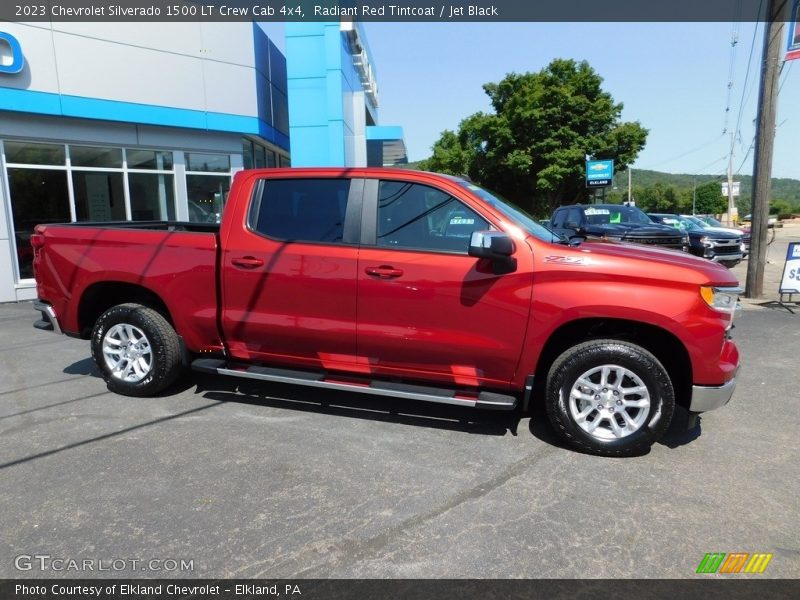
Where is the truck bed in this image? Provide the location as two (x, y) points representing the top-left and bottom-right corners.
(33, 220), (221, 352)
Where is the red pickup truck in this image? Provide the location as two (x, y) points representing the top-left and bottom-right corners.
(32, 168), (741, 456)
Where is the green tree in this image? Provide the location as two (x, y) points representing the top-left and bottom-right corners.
(694, 181), (727, 215)
(425, 59), (648, 217)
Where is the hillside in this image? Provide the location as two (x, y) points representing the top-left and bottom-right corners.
(618, 169), (800, 205)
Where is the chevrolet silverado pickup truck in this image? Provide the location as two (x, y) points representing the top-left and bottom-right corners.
(32, 168), (742, 456)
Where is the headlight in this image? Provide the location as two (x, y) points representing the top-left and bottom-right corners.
(700, 286), (743, 315)
(699, 236), (711, 246)
(603, 235), (623, 242)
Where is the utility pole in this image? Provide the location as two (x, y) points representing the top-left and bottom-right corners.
(745, 0), (788, 299)
(627, 169), (632, 204)
(726, 131), (735, 225)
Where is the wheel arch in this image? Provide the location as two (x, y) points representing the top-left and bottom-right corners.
(77, 282), (173, 339)
(533, 318), (693, 410)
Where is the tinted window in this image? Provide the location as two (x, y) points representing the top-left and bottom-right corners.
(566, 208), (582, 227)
(551, 209), (565, 228)
(377, 181), (488, 253)
(584, 205), (652, 225)
(253, 178), (350, 243)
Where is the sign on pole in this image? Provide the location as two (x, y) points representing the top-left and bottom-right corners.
(788, 0), (800, 61)
(586, 159), (614, 188)
(721, 181), (741, 197)
(779, 242), (800, 294)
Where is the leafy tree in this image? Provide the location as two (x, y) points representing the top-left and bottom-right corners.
(770, 199), (794, 217)
(694, 181), (727, 215)
(425, 59), (648, 217)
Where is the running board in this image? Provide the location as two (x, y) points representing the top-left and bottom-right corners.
(191, 358), (517, 410)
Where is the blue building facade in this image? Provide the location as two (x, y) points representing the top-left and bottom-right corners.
(286, 22), (406, 167)
(0, 21), (405, 302)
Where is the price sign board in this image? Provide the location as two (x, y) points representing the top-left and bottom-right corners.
(779, 242), (800, 294)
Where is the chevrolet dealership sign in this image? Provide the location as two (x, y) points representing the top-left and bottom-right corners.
(0, 31), (23, 73)
(586, 159), (614, 188)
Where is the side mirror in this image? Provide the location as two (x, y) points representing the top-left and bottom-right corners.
(468, 231), (517, 274)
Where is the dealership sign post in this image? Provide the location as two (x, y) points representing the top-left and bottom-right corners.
(787, 0), (800, 61)
(586, 159), (614, 188)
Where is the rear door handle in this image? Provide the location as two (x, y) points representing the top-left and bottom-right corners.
(231, 256), (264, 269)
(365, 265), (404, 279)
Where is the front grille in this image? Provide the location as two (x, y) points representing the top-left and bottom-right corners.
(714, 245), (741, 255)
(625, 236), (684, 247)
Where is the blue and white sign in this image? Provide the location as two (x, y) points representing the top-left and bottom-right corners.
(0, 32), (24, 74)
(586, 159), (614, 188)
(779, 242), (800, 294)
(787, 0), (800, 62)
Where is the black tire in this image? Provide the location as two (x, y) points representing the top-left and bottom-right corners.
(545, 339), (674, 457)
(91, 303), (182, 397)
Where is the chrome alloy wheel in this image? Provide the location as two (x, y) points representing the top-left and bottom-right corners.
(568, 364), (651, 440)
(102, 323), (153, 383)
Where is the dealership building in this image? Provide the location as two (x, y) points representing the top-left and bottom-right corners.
(0, 21), (405, 302)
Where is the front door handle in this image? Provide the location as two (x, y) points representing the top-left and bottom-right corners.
(365, 265), (404, 279)
(231, 256), (264, 269)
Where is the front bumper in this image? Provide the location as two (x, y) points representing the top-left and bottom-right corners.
(690, 376), (736, 412)
(710, 252), (743, 264)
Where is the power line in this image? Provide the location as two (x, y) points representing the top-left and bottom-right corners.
(636, 134), (725, 170)
(778, 59), (794, 94)
(722, 11), (742, 135)
(695, 155), (729, 174)
(733, 12), (763, 152)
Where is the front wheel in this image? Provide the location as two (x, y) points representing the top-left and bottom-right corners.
(545, 340), (675, 457)
(91, 303), (182, 397)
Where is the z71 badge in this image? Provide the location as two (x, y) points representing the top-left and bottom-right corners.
(544, 256), (585, 265)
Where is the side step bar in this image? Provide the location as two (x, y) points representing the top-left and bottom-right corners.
(192, 358), (517, 411)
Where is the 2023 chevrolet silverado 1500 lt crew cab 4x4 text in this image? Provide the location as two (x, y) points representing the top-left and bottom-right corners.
(31, 169), (741, 456)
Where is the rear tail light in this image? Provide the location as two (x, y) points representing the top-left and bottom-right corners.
(30, 234), (44, 249)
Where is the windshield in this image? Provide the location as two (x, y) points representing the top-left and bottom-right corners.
(584, 205), (653, 225)
(456, 180), (560, 242)
(703, 216), (724, 227)
(656, 215), (702, 232)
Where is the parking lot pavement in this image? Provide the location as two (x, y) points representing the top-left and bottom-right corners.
(0, 300), (798, 579)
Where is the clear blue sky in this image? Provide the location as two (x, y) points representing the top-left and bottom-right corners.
(262, 21), (798, 180)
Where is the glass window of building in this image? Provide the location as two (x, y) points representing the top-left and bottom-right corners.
(254, 145), (266, 168)
(185, 152), (230, 173)
(242, 140), (254, 169)
(186, 175), (229, 223)
(129, 172), (176, 220)
(127, 149), (173, 170)
(5, 141), (66, 165)
(7, 168), (70, 279)
(70, 145), (123, 168)
(72, 171), (126, 221)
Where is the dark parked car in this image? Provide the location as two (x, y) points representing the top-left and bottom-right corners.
(648, 214), (742, 268)
(683, 215), (751, 257)
(549, 204), (688, 251)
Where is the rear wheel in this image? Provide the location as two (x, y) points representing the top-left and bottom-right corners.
(545, 339), (674, 457)
(91, 303), (182, 397)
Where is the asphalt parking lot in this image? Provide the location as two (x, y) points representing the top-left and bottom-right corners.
(0, 292), (798, 579)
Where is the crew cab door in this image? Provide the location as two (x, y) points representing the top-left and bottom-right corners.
(220, 176), (362, 371)
(355, 178), (534, 388)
